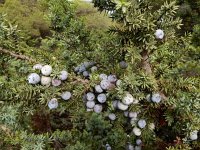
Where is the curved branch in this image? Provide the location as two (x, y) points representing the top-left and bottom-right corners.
(141, 49), (152, 74)
(0, 47), (36, 62)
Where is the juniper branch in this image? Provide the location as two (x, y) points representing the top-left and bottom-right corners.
(0, 47), (36, 62)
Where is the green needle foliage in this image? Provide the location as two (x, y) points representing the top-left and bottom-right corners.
(0, 0), (199, 150)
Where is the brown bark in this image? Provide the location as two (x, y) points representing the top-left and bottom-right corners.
(0, 47), (36, 62)
(141, 49), (152, 74)
(141, 49), (167, 100)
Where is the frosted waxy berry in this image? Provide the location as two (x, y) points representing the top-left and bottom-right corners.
(86, 101), (95, 109)
(146, 94), (151, 102)
(117, 101), (128, 111)
(108, 113), (116, 121)
(116, 79), (122, 87)
(190, 130), (198, 141)
(84, 61), (95, 68)
(28, 73), (40, 84)
(136, 139), (142, 145)
(112, 100), (118, 109)
(138, 119), (147, 129)
(122, 93), (134, 105)
(83, 62), (91, 68)
(91, 66), (97, 72)
(124, 111), (129, 117)
(86, 92), (95, 101)
(48, 98), (58, 109)
(74, 66), (80, 73)
(135, 146), (142, 150)
(119, 61), (128, 69)
(133, 127), (142, 136)
(126, 144), (134, 150)
(130, 117), (138, 126)
(41, 76), (51, 85)
(108, 74), (117, 83)
(95, 85), (103, 93)
(79, 65), (86, 73)
(148, 123), (155, 130)
(106, 146), (111, 150)
(151, 93), (161, 103)
(33, 64), (43, 70)
(155, 29), (164, 39)
(106, 144), (112, 150)
(97, 93), (107, 103)
(83, 71), (89, 77)
(61, 91), (71, 100)
(52, 79), (61, 86)
(99, 74), (108, 80)
(59, 70), (68, 81)
(100, 79), (110, 90)
(129, 112), (138, 118)
(94, 104), (103, 113)
(41, 65), (52, 76)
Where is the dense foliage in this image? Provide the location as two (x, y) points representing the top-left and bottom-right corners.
(0, 0), (199, 150)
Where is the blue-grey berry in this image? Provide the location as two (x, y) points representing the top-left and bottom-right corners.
(135, 146), (142, 150)
(95, 85), (103, 93)
(28, 73), (40, 84)
(100, 79), (110, 90)
(138, 119), (147, 129)
(59, 70), (68, 81)
(119, 61), (128, 69)
(112, 100), (118, 109)
(79, 65), (86, 73)
(91, 66), (97, 72)
(190, 130), (198, 141)
(116, 79), (122, 87)
(74, 66), (80, 72)
(126, 144), (134, 150)
(155, 29), (164, 39)
(52, 79), (61, 86)
(94, 104), (103, 113)
(136, 139), (142, 145)
(106, 144), (112, 150)
(133, 127), (141, 136)
(48, 98), (58, 109)
(129, 112), (138, 118)
(83, 62), (91, 68)
(86, 101), (95, 109)
(99, 74), (108, 80)
(97, 93), (107, 103)
(33, 64), (43, 70)
(61, 91), (72, 100)
(117, 101), (128, 111)
(41, 65), (52, 76)
(108, 74), (117, 83)
(86, 92), (95, 101)
(124, 111), (129, 117)
(108, 113), (116, 121)
(41, 76), (51, 86)
(151, 93), (161, 103)
(83, 71), (89, 77)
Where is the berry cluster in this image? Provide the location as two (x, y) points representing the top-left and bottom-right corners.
(74, 61), (97, 78)
(83, 73), (119, 116)
(28, 64), (71, 109)
(28, 64), (68, 86)
(126, 138), (142, 150)
(48, 91), (72, 110)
